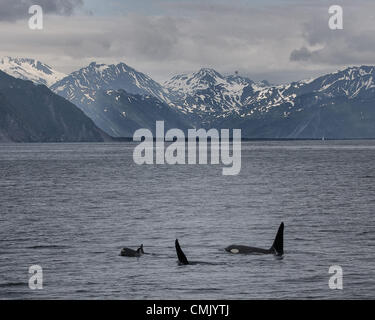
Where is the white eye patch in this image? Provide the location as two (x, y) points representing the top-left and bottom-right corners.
(230, 249), (239, 254)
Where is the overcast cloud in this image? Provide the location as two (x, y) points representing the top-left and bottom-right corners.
(0, 0), (83, 21)
(0, 0), (375, 84)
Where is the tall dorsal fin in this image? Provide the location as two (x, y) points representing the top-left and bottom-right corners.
(270, 222), (284, 256)
(175, 239), (189, 265)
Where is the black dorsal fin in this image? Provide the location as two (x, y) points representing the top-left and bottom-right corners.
(139, 244), (144, 254)
(175, 239), (189, 265)
(270, 222), (284, 256)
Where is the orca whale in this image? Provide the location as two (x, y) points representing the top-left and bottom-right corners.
(120, 244), (145, 257)
(225, 222), (284, 256)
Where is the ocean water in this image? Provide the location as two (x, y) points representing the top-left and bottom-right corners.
(0, 141), (374, 299)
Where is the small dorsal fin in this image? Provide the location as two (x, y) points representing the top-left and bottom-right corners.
(136, 244), (144, 254)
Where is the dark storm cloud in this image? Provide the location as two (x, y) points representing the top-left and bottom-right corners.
(0, 0), (84, 21)
(290, 46), (314, 62)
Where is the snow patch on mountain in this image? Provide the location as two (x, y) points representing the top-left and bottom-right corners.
(0, 57), (66, 87)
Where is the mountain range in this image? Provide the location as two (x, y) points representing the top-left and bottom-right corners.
(1, 57), (375, 140)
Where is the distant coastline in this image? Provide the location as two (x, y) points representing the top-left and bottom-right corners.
(2, 137), (375, 144)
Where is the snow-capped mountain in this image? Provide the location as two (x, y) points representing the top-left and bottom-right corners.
(50, 61), (186, 136)
(0, 57), (66, 87)
(164, 68), (269, 125)
(303, 65), (375, 98)
(239, 65), (375, 117)
(215, 65), (375, 138)
(51, 62), (171, 110)
(164, 65), (375, 125)
(165, 68), (269, 96)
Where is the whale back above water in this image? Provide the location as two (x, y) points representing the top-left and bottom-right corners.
(225, 222), (284, 256)
(120, 244), (145, 257)
(225, 245), (271, 254)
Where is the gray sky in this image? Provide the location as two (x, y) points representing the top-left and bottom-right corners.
(1, 0), (375, 84)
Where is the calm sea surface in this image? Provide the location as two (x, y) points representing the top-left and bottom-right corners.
(0, 141), (374, 299)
